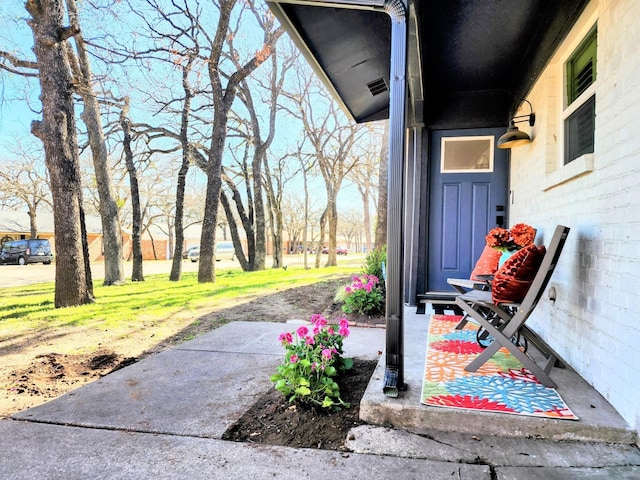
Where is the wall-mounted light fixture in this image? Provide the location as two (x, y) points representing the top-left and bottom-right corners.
(497, 99), (536, 149)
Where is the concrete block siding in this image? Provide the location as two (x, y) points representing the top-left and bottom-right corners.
(508, 0), (640, 436)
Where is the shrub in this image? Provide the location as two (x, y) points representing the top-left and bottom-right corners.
(362, 246), (386, 286)
(270, 314), (353, 410)
(342, 274), (384, 316)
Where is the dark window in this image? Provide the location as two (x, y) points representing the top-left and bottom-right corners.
(565, 95), (595, 164)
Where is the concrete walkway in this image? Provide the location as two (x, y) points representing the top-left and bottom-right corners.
(1, 314), (639, 479)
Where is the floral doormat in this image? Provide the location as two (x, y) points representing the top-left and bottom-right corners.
(421, 314), (578, 420)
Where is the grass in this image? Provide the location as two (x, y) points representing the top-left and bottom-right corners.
(0, 264), (357, 342)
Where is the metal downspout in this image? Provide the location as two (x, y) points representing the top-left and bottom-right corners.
(382, 0), (407, 397)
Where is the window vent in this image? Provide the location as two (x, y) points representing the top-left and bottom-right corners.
(367, 77), (388, 96)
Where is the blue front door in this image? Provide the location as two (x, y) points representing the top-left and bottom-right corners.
(427, 128), (509, 291)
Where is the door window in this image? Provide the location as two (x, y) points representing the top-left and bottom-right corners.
(441, 136), (494, 173)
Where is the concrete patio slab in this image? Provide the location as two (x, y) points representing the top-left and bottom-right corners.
(359, 308), (637, 444)
(347, 425), (640, 467)
(0, 420), (491, 480)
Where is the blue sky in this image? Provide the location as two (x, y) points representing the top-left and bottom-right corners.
(0, 1), (378, 221)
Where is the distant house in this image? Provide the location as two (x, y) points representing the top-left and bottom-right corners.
(0, 209), (171, 261)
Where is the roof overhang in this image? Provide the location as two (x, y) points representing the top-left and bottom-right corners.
(267, 0), (590, 129)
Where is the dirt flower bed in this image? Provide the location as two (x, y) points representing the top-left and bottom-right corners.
(222, 358), (378, 450)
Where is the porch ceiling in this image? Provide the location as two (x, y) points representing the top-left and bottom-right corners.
(267, 0), (589, 129)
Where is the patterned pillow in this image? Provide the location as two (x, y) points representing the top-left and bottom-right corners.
(470, 245), (502, 280)
(491, 244), (546, 304)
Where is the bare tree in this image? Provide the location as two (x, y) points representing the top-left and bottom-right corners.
(119, 100), (144, 280)
(221, 41), (296, 270)
(65, 0), (125, 286)
(197, 1), (283, 283)
(0, 143), (52, 239)
(24, 0), (92, 306)
(2, 1), (126, 287)
(348, 124), (384, 253)
(283, 72), (367, 267)
(338, 208), (365, 252)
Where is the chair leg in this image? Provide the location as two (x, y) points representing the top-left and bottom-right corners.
(464, 318), (558, 388)
(456, 297), (558, 388)
(455, 314), (469, 329)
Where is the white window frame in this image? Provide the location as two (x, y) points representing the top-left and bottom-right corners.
(544, 4), (598, 191)
(563, 25), (597, 164)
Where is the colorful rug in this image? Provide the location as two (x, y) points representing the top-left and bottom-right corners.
(421, 314), (578, 420)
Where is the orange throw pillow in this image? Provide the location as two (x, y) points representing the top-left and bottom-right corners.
(470, 245), (502, 280)
(491, 244), (546, 304)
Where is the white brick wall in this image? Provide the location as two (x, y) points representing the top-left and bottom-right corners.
(509, 0), (640, 433)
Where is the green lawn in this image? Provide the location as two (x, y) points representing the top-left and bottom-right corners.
(0, 265), (356, 341)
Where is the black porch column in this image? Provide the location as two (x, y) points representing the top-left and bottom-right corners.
(382, 0), (407, 397)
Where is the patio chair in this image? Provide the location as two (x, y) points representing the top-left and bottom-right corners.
(454, 225), (570, 388)
(416, 245), (500, 315)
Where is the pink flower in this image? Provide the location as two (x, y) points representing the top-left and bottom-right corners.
(338, 318), (349, 328)
(322, 348), (332, 360)
(297, 325), (309, 337)
(364, 284), (372, 293)
(279, 332), (293, 345)
(313, 326), (320, 335)
(339, 326), (350, 337)
(311, 314), (327, 327)
(345, 286), (352, 293)
(305, 336), (315, 346)
(327, 327), (335, 335)
(290, 355), (298, 363)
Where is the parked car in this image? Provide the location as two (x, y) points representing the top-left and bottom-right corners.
(321, 246), (348, 255)
(0, 239), (54, 265)
(182, 245), (199, 260)
(187, 246), (200, 262)
(215, 241), (236, 261)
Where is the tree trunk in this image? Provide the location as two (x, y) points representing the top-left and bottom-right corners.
(272, 209), (284, 268)
(326, 196), (338, 267)
(252, 148), (267, 270)
(375, 121), (389, 249)
(221, 173), (256, 271)
(170, 163), (189, 280)
(220, 191), (249, 271)
(26, 0), (91, 307)
(170, 55), (196, 281)
(66, 0), (124, 286)
(120, 108), (144, 281)
(28, 208), (38, 239)
(315, 209), (327, 269)
(198, 128), (225, 283)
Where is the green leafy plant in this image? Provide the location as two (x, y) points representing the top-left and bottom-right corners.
(362, 245), (386, 283)
(270, 314), (353, 410)
(342, 274), (385, 316)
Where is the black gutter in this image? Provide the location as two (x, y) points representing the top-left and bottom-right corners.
(381, 0), (407, 397)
